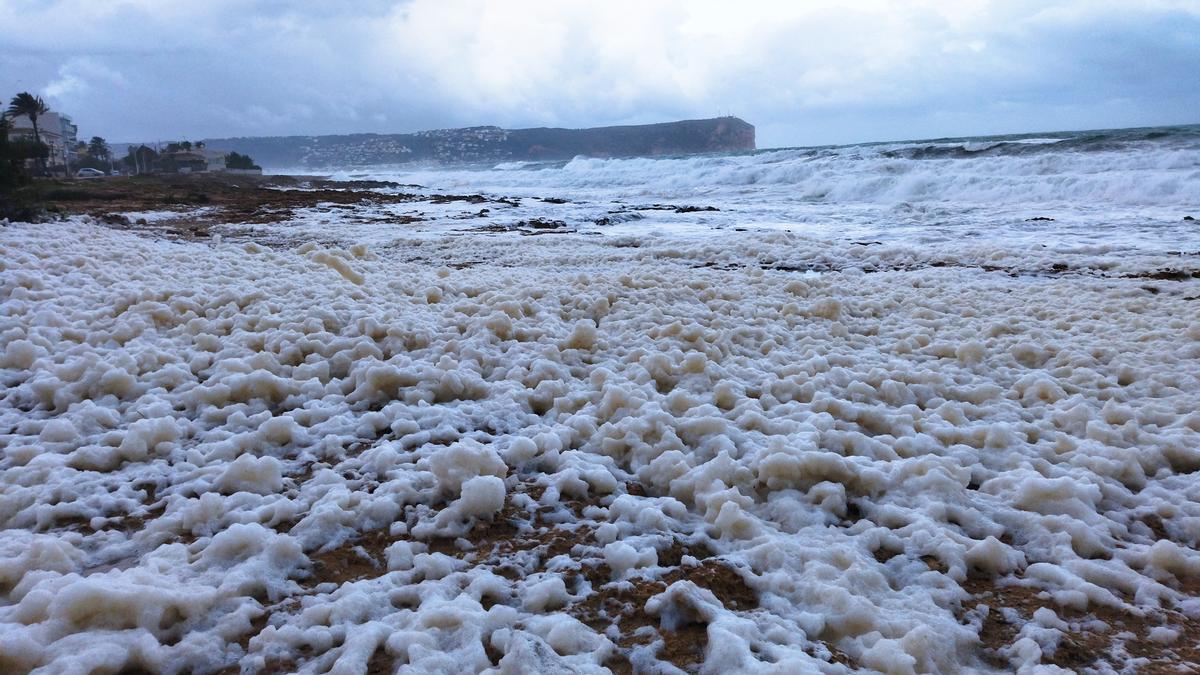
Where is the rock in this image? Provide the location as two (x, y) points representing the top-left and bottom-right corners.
(98, 213), (131, 226)
(518, 218), (566, 230)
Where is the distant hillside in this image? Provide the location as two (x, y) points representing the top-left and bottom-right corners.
(203, 117), (755, 169)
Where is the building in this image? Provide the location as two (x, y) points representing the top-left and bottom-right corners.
(8, 111), (78, 173)
(59, 114), (78, 167)
(204, 149), (227, 172)
(203, 148), (260, 174)
(160, 149), (208, 173)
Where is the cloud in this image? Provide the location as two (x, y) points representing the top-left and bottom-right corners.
(0, 0), (1196, 146)
(44, 58), (130, 99)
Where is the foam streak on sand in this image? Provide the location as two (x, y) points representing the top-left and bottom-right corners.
(2, 213), (1200, 673)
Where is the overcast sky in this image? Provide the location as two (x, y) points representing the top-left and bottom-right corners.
(1, 0), (1197, 147)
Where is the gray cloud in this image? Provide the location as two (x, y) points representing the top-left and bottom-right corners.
(1, 0), (1197, 147)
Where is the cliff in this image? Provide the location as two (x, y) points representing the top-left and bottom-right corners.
(203, 117), (755, 169)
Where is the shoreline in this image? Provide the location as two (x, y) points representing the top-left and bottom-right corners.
(2, 177), (1200, 673)
(15, 174), (1200, 282)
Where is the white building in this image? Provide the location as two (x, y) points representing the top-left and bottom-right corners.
(204, 149), (227, 172)
(8, 111), (78, 172)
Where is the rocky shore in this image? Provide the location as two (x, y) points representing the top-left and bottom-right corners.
(2, 172), (1199, 674)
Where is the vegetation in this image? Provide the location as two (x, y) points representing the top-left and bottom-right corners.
(123, 145), (159, 174)
(7, 92), (50, 174)
(88, 136), (109, 160)
(101, 140), (261, 175)
(75, 136), (112, 172)
(0, 112), (44, 220)
(225, 151), (261, 170)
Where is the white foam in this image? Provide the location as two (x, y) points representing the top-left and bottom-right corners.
(2, 200), (1198, 672)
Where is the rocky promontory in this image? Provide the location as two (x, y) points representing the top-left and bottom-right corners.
(204, 117), (755, 169)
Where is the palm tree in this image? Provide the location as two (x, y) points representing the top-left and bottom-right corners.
(7, 93), (50, 173)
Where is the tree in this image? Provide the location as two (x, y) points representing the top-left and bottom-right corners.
(225, 151), (261, 171)
(76, 136), (112, 171)
(0, 113), (41, 220)
(123, 145), (159, 175)
(88, 136), (109, 160)
(0, 115), (21, 191)
(7, 92), (49, 174)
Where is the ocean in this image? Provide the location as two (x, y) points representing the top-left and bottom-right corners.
(316, 124), (1200, 252)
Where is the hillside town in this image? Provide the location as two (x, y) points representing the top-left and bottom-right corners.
(205, 119), (754, 168)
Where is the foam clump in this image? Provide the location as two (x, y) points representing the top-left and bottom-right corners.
(428, 439), (507, 496)
(1, 338), (39, 369)
(645, 580), (723, 630)
(603, 541), (656, 576)
(522, 576), (571, 611)
(0, 532), (84, 588)
(456, 475), (506, 518)
(215, 454), (284, 495)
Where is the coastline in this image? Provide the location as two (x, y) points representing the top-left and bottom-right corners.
(2, 176), (1200, 672)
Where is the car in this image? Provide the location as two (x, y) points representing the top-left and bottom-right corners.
(76, 168), (105, 178)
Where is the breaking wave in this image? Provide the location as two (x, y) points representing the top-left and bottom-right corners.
(377, 124), (1200, 210)
(549, 125), (1200, 207)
